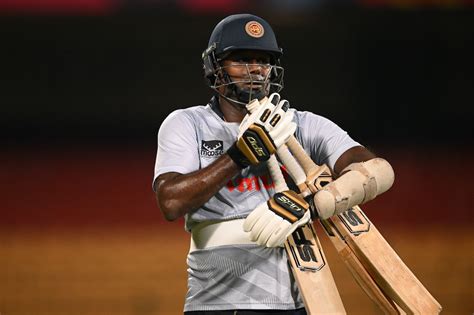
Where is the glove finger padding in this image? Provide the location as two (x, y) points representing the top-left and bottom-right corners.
(238, 94), (280, 137)
(267, 211), (311, 247)
(243, 190), (311, 248)
(249, 209), (276, 242)
(268, 111), (296, 148)
(262, 99), (289, 128)
(254, 216), (284, 246)
(243, 203), (269, 232)
(266, 221), (291, 248)
(239, 101), (266, 136)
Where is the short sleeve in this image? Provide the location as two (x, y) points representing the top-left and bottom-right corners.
(295, 111), (360, 171)
(153, 110), (200, 191)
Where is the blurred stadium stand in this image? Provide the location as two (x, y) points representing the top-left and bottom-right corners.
(0, 3), (472, 148)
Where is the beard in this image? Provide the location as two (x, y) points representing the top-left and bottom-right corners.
(223, 74), (269, 106)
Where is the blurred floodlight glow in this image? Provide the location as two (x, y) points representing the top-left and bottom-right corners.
(0, 0), (470, 15)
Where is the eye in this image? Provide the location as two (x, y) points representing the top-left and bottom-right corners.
(237, 57), (252, 63)
(230, 56), (269, 63)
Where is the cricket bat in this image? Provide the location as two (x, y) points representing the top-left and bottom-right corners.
(277, 144), (401, 314)
(248, 96), (346, 314)
(266, 154), (346, 315)
(283, 136), (442, 315)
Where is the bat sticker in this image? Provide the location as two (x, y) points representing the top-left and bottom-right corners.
(288, 226), (326, 272)
(338, 208), (371, 235)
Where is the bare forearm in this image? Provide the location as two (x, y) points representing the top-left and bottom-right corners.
(155, 154), (241, 221)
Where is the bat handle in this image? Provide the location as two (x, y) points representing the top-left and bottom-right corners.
(276, 145), (312, 197)
(267, 155), (288, 193)
(287, 137), (320, 174)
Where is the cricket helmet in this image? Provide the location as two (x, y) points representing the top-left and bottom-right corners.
(202, 14), (284, 106)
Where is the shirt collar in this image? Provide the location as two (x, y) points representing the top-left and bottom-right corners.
(209, 96), (226, 121)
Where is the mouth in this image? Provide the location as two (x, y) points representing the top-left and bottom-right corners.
(242, 84), (265, 93)
(245, 82), (263, 87)
(245, 79), (265, 86)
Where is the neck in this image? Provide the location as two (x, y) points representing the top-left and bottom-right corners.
(218, 95), (247, 123)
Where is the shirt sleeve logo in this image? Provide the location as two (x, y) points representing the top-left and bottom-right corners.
(201, 140), (224, 157)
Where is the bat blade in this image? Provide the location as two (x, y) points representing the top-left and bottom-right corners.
(320, 220), (402, 315)
(329, 207), (442, 314)
(285, 224), (346, 315)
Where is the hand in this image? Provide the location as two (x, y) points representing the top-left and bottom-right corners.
(228, 93), (296, 168)
(243, 190), (311, 247)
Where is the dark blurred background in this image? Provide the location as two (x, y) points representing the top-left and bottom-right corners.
(0, 1), (473, 314)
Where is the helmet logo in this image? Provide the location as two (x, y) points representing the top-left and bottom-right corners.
(245, 21), (264, 38)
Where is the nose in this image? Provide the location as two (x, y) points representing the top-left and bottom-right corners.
(247, 59), (263, 74)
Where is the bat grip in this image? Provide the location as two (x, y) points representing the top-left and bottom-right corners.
(267, 155), (288, 193)
(287, 137), (320, 174)
(276, 145), (311, 196)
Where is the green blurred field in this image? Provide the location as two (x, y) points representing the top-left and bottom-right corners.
(0, 226), (472, 315)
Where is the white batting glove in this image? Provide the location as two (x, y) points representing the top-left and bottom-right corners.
(243, 190), (311, 247)
(239, 93), (292, 139)
(228, 93), (296, 167)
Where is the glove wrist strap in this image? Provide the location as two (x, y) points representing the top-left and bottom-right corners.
(227, 142), (251, 169)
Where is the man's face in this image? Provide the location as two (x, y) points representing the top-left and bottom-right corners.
(219, 50), (272, 97)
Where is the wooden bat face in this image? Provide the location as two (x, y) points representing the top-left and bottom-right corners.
(286, 226), (326, 272)
(285, 224), (346, 314)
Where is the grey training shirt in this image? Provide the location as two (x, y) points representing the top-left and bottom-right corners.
(153, 100), (359, 311)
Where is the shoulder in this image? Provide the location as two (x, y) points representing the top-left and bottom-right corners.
(293, 109), (336, 129)
(293, 109), (328, 120)
(161, 105), (211, 128)
(292, 108), (349, 144)
(164, 105), (207, 120)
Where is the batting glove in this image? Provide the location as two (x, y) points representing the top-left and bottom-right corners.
(243, 190), (311, 247)
(227, 93), (296, 168)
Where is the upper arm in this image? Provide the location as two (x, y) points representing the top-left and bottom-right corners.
(296, 112), (362, 172)
(153, 111), (200, 191)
